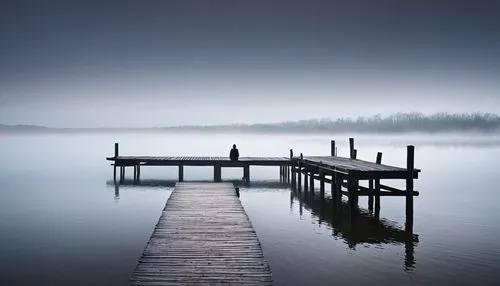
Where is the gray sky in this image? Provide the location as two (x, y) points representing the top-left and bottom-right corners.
(1, 0), (499, 127)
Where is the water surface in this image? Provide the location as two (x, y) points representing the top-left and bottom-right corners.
(1, 132), (499, 285)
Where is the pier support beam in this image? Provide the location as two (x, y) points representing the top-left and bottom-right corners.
(113, 143), (119, 181)
(120, 166), (125, 182)
(348, 176), (356, 209)
(406, 146), (415, 233)
(243, 165), (250, 182)
(369, 152), (383, 212)
(214, 165), (222, 182)
(178, 165), (184, 182)
(375, 179), (381, 218)
(137, 165), (140, 181)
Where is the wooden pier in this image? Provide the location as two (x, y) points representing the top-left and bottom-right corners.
(290, 139), (420, 232)
(130, 182), (272, 285)
(107, 138), (420, 231)
(107, 143), (289, 183)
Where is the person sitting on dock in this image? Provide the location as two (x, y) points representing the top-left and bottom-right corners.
(229, 144), (239, 161)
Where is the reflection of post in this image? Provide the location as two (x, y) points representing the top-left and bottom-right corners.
(299, 195), (303, 216)
(114, 183), (120, 200)
(404, 234), (416, 271)
(406, 146), (415, 233)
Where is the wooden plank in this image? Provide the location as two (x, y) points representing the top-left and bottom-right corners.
(130, 183), (272, 285)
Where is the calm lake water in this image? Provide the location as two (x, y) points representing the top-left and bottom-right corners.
(1, 132), (500, 285)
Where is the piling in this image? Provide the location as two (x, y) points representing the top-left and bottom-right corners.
(406, 146), (415, 232)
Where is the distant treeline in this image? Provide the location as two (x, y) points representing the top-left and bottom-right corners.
(162, 112), (500, 133)
(2, 113), (500, 134)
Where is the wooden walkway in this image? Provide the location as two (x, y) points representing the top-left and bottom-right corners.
(109, 156), (289, 166)
(130, 183), (272, 285)
(296, 155), (420, 179)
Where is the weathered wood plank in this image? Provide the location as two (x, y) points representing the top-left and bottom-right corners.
(130, 182), (272, 285)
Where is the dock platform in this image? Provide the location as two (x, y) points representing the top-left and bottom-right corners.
(130, 182), (272, 285)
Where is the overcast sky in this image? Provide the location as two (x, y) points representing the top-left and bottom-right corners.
(1, 0), (499, 127)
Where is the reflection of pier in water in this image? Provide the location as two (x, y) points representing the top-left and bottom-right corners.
(107, 179), (290, 199)
(291, 188), (418, 271)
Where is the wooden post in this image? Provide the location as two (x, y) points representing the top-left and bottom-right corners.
(375, 152), (382, 217)
(243, 165), (250, 182)
(120, 166), (125, 182)
(406, 145), (415, 232)
(137, 164), (141, 181)
(334, 174), (342, 205)
(214, 165), (222, 182)
(352, 149), (357, 159)
(319, 170), (325, 199)
(331, 174), (336, 202)
(348, 174), (357, 209)
(178, 165), (184, 182)
(291, 161), (296, 188)
(133, 165), (137, 182)
(279, 166), (283, 180)
(113, 143), (119, 181)
(349, 138), (355, 159)
(331, 140), (336, 156)
(368, 152), (382, 212)
(290, 149), (293, 159)
(376, 152), (382, 164)
(368, 179), (374, 212)
(375, 179), (381, 219)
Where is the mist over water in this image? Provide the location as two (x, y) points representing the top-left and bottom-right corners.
(1, 132), (500, 285)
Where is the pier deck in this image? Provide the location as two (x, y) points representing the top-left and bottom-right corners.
(108, 156), (289, 166)
(129, 182), (272, 285)
(295, 156), (420, 179)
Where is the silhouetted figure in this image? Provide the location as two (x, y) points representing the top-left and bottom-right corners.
(229, 144), (239, 161)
